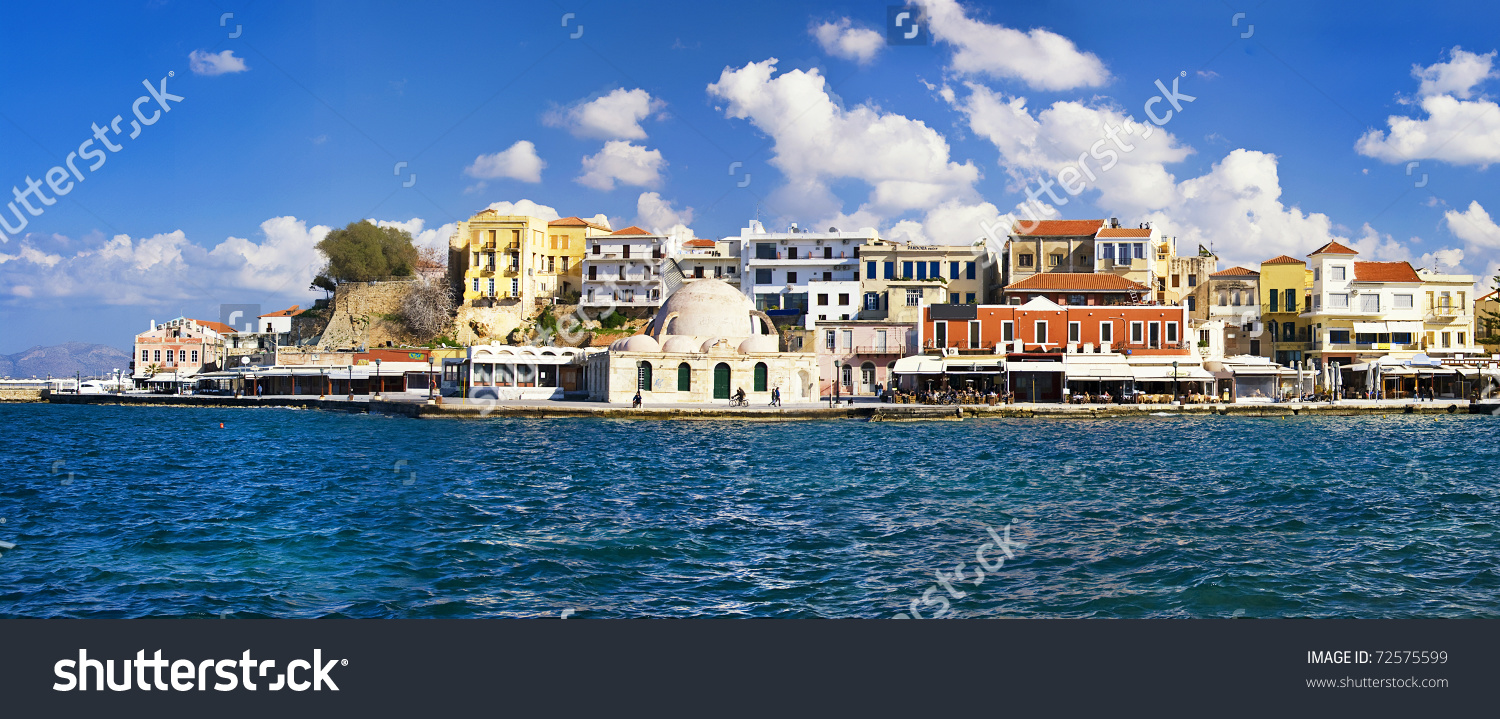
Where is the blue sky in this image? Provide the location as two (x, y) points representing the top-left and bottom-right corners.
(4, 0), (1500, 353)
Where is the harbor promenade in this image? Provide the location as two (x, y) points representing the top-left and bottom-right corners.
(43, 391), (1487, 419)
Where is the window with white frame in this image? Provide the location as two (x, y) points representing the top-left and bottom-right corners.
(1328, 293), (1348, 308)
(1001, 321), (1014, 342)
(1359, 294), (1380, 312)
(1099, 322), (1113, 343)
(1166, 322), (1179, 344)
(1034, 320), (1048, 344)
(1331, 265), (1346, 281)
(1130, 321), (1143, 344)
(1068, 321), (1081, 343)
(905, 289), (921, 306)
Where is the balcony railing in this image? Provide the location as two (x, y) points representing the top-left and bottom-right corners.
(853, 345), (903, 354)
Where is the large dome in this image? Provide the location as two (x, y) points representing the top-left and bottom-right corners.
(653, 279), (764, 338)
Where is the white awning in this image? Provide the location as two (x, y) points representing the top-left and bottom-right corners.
(1007, 361), (1065, 373)
(1132, 364), (1215, 380)
(1227, 364), (1281, 376)
(1352, 321), (1388, 333)
(1064, 363), (1132, 380)
(1387, 321), (1424, 335)
(892, 356), (945, 374)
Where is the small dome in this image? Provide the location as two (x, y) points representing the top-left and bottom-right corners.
(616, 335), (661, 352)
(662, 336), (701, 353)
(700, 337), (730, 353)
(737, 335), (778, 354)
(653, 279), (761, 338)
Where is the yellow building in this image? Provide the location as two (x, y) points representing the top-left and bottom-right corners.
(451, 211), (609, 308)
(1258, 253), (1314, 367)
(1475, 289), (1499, 341)
(546, 216), (611, 303)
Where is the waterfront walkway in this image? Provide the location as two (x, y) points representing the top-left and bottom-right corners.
(43, 391), (1489, 419)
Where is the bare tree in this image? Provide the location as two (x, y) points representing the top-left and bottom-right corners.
(400, 278), (455, 340)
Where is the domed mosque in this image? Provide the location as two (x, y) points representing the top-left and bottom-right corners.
(585, 279), (818, 403)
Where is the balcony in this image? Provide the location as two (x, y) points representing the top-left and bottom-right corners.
(1425, 307), (1464, 321)
(853, 345), (904, 355)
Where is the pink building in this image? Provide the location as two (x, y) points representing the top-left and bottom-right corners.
(796, 320), (913, 397)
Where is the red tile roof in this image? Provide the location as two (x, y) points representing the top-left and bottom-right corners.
(1309, 240), (1358, 255)
(610, 225), (653, 235)
(1353, 261), (1420, 283)
(258, 305), (300, 318)
(549, 216), (611, 230)
(1479, 289), (1499, 302)
(1095, 227), (1154, 238)
(192, 320), (236, 334)
(1261, 255), (1306, 265)
(1005, 273), (1149, 292)
(1011, 219), (1106, 237)
(1210, 266), (1259, 277)
(683, 239), (716, 247)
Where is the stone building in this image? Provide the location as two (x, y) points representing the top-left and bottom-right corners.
(585, 278), (819, 404)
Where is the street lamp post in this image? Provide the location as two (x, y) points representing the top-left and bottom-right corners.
(373, 359), (383, 400)
(831, 359), (841, 408)
(1172, 360), (1180, 405)
(319, 368), (327, 399)
(347, 364), (354, 402)
(427, 354), (435, 403)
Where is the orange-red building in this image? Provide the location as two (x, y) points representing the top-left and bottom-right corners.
(921, 299), (1193, 355)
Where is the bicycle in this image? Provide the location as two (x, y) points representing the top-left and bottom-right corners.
(729, 397), (749, 407)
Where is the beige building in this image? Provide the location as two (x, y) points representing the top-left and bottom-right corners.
(1206, 266), (1268, 358)
(1006, 218), (1107, 287)
(856, 239), (992, 322)
(585, 279), (818, 404)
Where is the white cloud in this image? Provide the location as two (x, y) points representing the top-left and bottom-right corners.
(371, 218), (459, 256)
(811, 18), (883, 65)
(921, 0), (1109, 91)
(188, 49), (249, 76)
(544, 88), (663, 140)
(1445, 200), (1500, 250)
(0, 217), (331, 306)
(1356, 47), (1500, 167)
(483, 200), (560, 221)
(463, 140), (546, 183)
(707, 58), (979, 224)
(576, 141), (665, 191)
(948, 82), (1193, 214)
(635, 192), (693, 235)
(1415, 47), (1497, 99)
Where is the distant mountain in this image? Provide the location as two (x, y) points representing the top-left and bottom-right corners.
(0, 342), (133, 379)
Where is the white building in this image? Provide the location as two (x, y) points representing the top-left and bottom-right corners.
(737, 220), (878, 329)
(1302, 240), (1479, 366)
(258, 305), (299, 336)
(585, 279), (818, 404)
(581, 226), (682, 312)
(677, 238), (741, 288)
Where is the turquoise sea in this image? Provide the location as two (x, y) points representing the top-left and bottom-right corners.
(0, 404), (1496, 618)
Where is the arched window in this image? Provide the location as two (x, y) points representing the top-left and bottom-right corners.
(753, 362), (768, 392)
(637, 361), (652, 391)
(677, 362), (691, 392)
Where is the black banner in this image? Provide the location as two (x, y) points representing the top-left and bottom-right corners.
(0, 619), (1492, 715)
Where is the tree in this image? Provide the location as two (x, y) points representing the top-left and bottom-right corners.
(310, 274), (337, 297)
(315, 220), (419, 283)
(1483, 273), (1500, 340)
(400, 278), (455, 340)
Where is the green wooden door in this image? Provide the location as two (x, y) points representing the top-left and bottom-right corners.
(713, 363), (730, 399)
